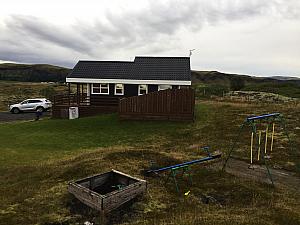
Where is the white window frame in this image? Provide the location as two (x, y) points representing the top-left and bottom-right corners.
(158, 84), (172, 91)
(138, 84), (148, 95)
(114, 84), (124, 95)
(92, 83), (109, 95)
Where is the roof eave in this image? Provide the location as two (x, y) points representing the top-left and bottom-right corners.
(66, 77), (191, 85)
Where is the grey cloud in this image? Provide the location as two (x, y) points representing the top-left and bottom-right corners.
(4, 15), (93, 53)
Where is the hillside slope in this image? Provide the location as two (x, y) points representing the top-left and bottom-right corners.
(192, 71), (300, 98)
(191, 71), (300, 86)
(0, 63), (71, 82)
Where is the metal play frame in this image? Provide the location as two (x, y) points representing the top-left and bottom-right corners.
(222, 113), (292, 185)
(147, 147), (221, 192)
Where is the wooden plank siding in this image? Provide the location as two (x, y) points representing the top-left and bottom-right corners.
(119, 88), (195, 122)
(68, 170), (147, 213)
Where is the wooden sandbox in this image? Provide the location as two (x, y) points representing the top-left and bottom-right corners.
(68, 170), (147, 213)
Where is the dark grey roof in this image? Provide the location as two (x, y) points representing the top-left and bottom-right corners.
(67, 56), (191, 81)
(67, 61), (134, 79)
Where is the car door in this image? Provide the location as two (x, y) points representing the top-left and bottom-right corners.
(21, 100), (35, 111)
(27, 100), (39, 110)
(19, 100), (30, 111)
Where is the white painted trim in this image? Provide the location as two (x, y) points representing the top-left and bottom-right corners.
(86, 83), (91, 105)
(66, 77), (191, 86)
(86, 84), (90, 97)
(91, 83), (109, 95)
(114, 84), (124, 95)
(138, 84), (148, 96)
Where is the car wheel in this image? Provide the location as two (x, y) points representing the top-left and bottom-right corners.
(36, 106), (44, 112)
(11, 108), (20, 114)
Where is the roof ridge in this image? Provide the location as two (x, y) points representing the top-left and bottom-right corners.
(135, 56), (190, 59)
(78, 60), (133, 63)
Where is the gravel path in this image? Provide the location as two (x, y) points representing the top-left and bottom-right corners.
(223, 158), (300, 189)
(0, 111), (51, 123)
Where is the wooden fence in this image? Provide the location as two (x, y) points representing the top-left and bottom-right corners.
(119, 88), (195, 121)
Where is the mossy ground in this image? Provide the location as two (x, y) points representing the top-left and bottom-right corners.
(0, 100), (299, 225)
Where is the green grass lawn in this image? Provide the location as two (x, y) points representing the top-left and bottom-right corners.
(0, 113), (188, 166)
(0, 101), (299, 225)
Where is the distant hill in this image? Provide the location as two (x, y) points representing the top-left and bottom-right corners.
(269, 76), (300, 81)
(192, 71), (300, 99)
(0, 63), (71, 82)
(191, 71), (300, 86)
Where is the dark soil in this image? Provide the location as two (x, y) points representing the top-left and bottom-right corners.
(223, 158), (300, 189)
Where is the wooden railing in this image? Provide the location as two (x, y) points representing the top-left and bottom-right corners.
(53, 94), (88, 106)
(119, 89), (195, 121)
(53, 94), (119, 107)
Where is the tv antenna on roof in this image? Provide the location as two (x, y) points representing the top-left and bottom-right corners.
(189, 49), (196, 57)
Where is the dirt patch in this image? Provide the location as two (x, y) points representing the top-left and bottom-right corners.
(222, 158), (300, 190)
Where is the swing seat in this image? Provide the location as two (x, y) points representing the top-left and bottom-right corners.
(264, 155), (272, 160)
(248, 164), (258, 170)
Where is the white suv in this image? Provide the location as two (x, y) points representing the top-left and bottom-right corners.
(9, 98), (52, 114)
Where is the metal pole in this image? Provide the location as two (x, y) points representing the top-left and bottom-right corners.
(264, 125), (268, 154)
(257, 131), (261, 161)
(148, 154), (221, 174)
(250, 132), (254, 164)
(222, 123), (245, 171)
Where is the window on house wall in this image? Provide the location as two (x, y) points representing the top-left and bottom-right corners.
(158, 85), (172, 91)
(138, 84), (148, 95)
(92, 83), (109, 94)
(114, 84), (124, 95)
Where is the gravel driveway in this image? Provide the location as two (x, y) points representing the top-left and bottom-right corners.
(0, 111), (51, 123)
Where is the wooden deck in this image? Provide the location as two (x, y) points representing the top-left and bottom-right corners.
(52, 94), (119, 119)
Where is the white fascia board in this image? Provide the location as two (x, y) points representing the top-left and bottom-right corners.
(66, 78), (191, 86)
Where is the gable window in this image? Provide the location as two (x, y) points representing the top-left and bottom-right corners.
(138, 84), (148, 95)
(92, 83), (109, 94)
(114, 84), (124, 95)
(158, 85), (172, 91)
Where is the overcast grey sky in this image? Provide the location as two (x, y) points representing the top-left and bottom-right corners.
(0, 0), (299, 77)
